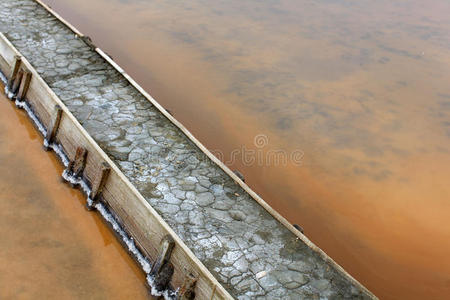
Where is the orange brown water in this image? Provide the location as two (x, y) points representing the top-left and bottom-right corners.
(0, 91), (150, 298)
(40, 1), (450, 298)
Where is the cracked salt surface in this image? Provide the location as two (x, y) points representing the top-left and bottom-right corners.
(0, 1), (373, 298)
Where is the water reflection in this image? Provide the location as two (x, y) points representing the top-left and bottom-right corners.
(42, 0), (450, 298)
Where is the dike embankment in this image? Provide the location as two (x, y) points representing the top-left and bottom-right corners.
(0, 0), (375, 299)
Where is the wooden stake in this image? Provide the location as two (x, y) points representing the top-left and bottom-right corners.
(90, 162), (111, 202)
(44, 105), (63, 150)
(71, 147), (88, 177)
(6, 55), (21, 91)
(63, 146), (88, 185)
(151, 235), (176, 291)
(16, 71), (32, 102)
(151, 235), (175, 276)
(153, 262), (174, 292)
(10, 69), (23, 96)
(178, 273), (197, 300)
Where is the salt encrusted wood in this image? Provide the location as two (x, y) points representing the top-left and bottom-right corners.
(16, 70), (31, 101)
(151, 235), (176, 276)
(0, 32), (232, 300)
(44, 104), (63, 150)
(150, 235), (176, 291)
(89, 162), (111, 204)
(6, 57), (32, 102)
(69, 146), (88, 177)
(10, 69), (23, 95)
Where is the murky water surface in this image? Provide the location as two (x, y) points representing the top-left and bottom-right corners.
(0, 92), (150, 298)
(41, 0), (450, 298)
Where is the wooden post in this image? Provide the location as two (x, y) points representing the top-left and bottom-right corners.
(151, 235), (176, 292)
(6, 55), (21, 92)
(44, 105), (63, 150)
(63, 146), (88, 185)
(16, 71), (32, 102)
(151, 235), (175, 275)
(71, 147), (88, 177)
(10, 69), (24, 96)
(89, 162), (111, 205)
(153, 262), (174, 292)
(178, 273), (197, 300)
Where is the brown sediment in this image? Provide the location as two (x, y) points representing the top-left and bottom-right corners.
(0, 90), (150, 299)
(38, 0), (450, 298)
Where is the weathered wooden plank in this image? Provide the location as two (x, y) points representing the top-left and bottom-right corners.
(0, 53), (10, 75)
(151, 235), (175, 276)
(70, 146), (88, 177)
(10, 69), (23, 96)
(16, 70), (32, 101)
(90, 162), (111, 203)
(44, 104), (63, 149)
(6, 55), (21, 91)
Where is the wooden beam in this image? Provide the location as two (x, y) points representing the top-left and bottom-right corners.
(6, 55), (21, 92)
(151, 235), (176, 292)
(71, 146), (88, 177)
(16, 71), (32, 102)
(151, 235), (175, 276)
(90, 162), (111, 203)
(153, 262), (174, 292)
(10, 69), (23, 96)
(44, 105), (63, 150)
(63, 146), (88, 186)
